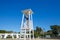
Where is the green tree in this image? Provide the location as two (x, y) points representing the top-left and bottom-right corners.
(34, 26), (43, 38)
(0, 30), (6, 33)
(47, 30), (52, 35)
(0, 30), (13, 33)
(50, 25), (60, 37)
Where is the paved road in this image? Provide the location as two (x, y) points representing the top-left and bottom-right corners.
(0, 38), (60, 40)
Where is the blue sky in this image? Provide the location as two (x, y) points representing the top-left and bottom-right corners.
(0, 0), (60, 32)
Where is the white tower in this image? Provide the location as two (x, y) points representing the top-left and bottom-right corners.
(20, 9), (34, 40)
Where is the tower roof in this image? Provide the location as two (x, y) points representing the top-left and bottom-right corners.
(22, 9), (33, 15)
